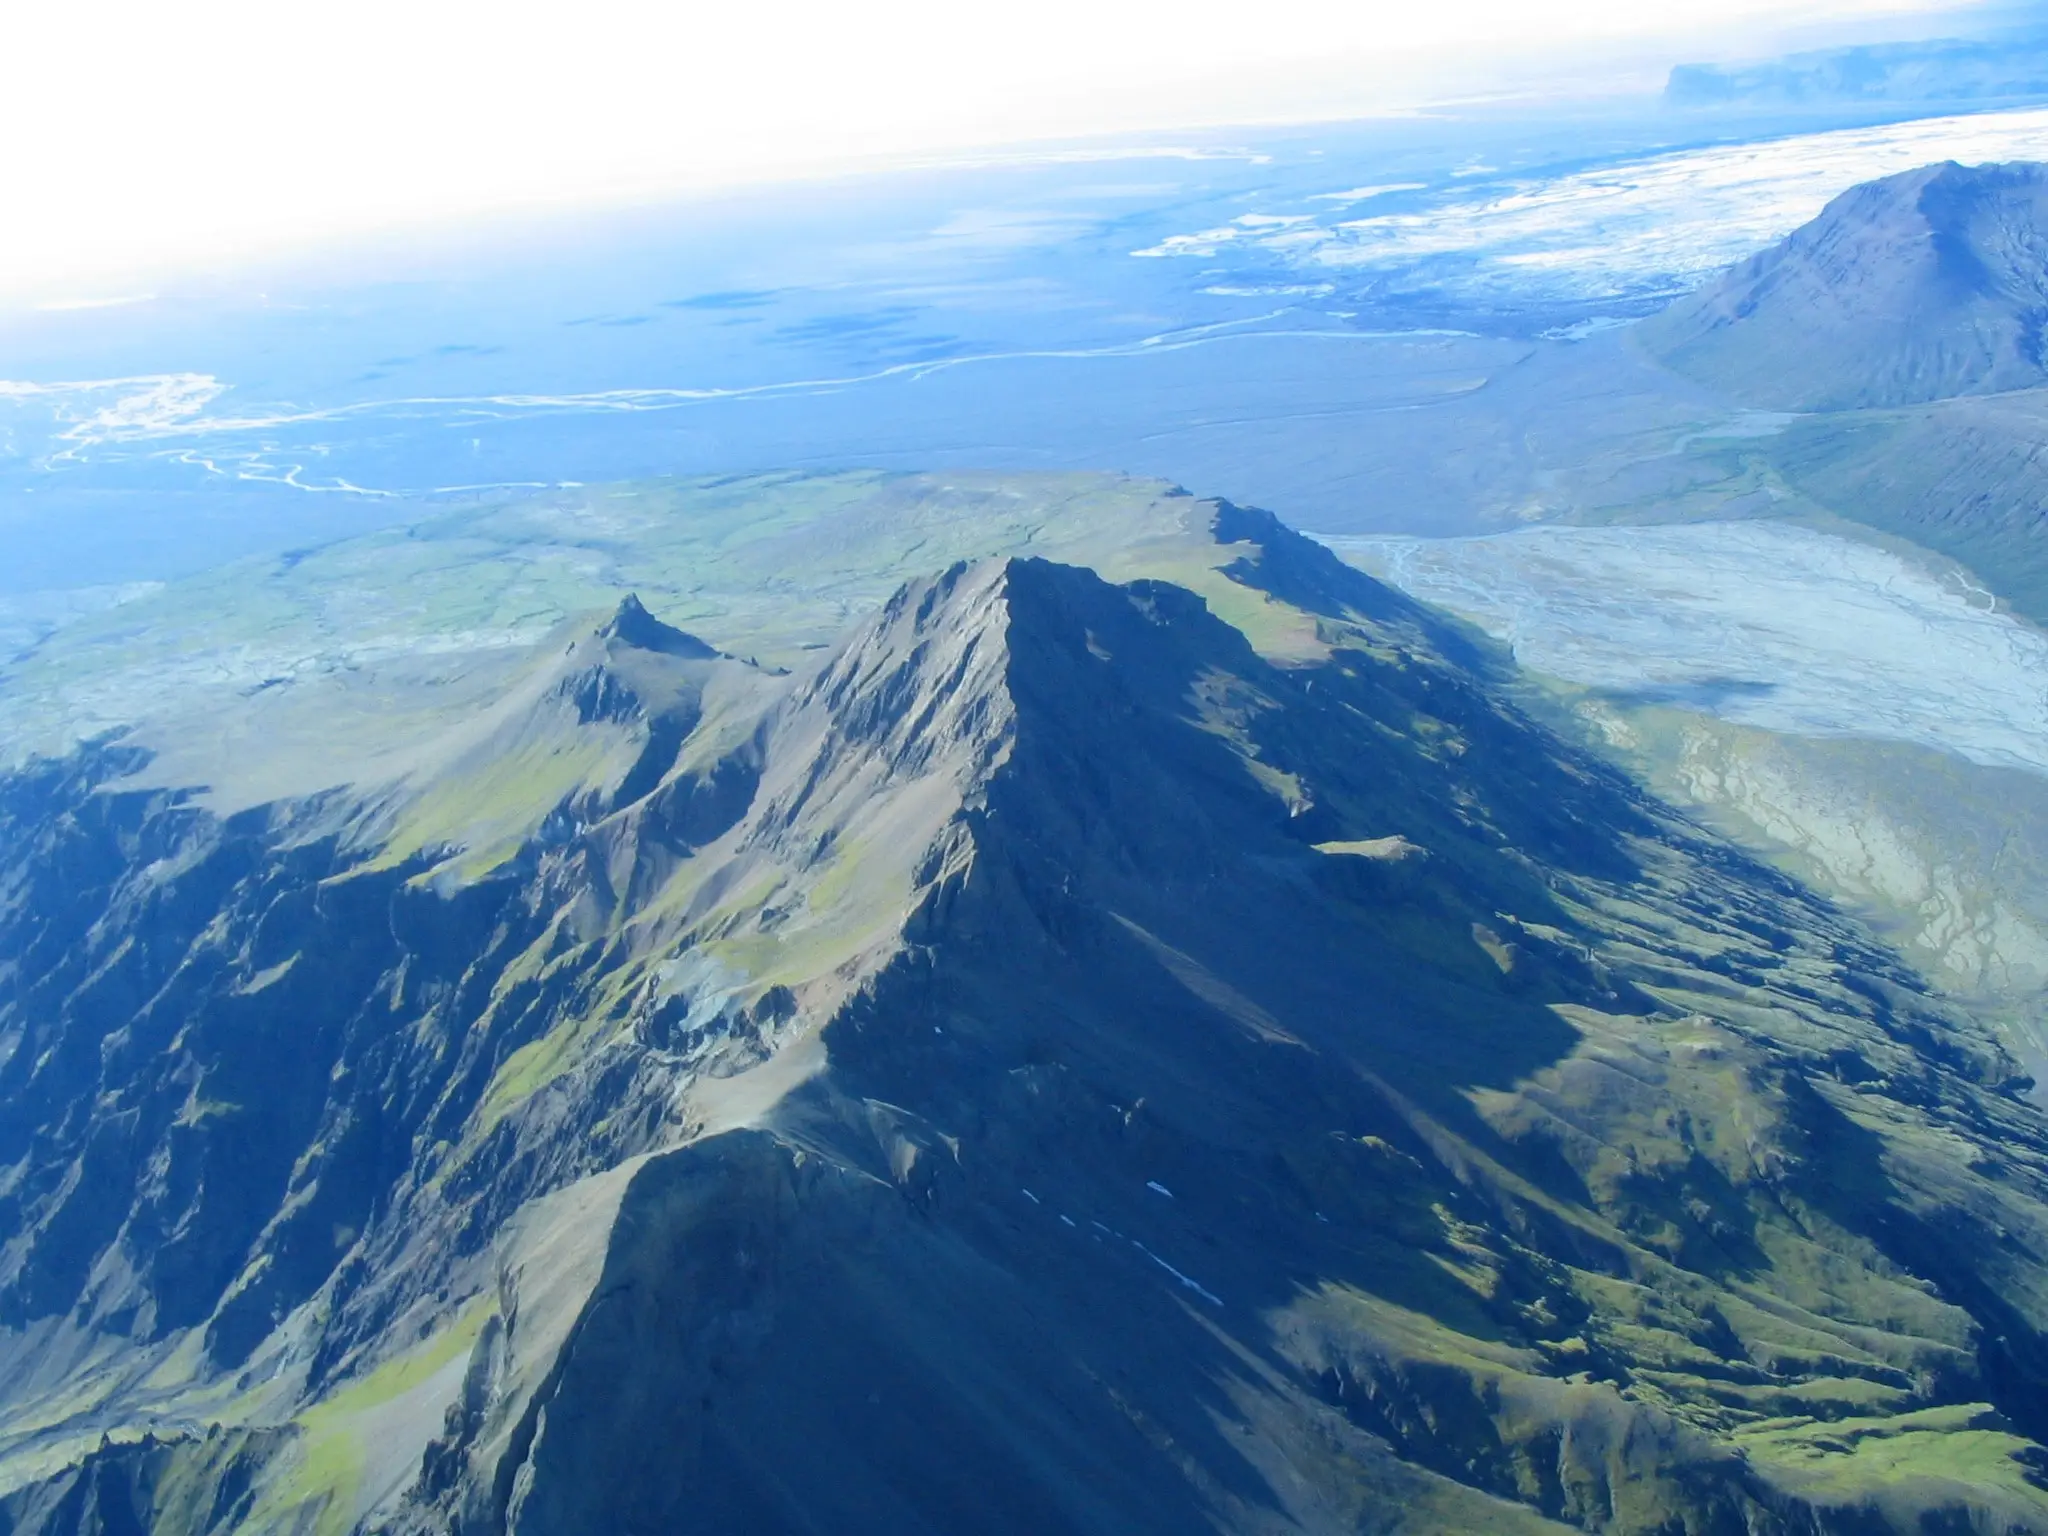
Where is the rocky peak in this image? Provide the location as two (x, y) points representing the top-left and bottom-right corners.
(596, 593), (722, 660)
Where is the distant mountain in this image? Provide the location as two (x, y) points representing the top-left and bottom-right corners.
(1641, 159), (2048, 411)
(1632, 159), (2048, 626)
(5, 475), (2048, 1532)
(1667, 35), (2048, 110)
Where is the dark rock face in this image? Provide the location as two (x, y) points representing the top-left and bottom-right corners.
(7, 527), (2048, 1533)
(0, 1429), (283, 1536)
(1643, 160), (2048, 410)
(0, 756), (388, 1352)
(0, 613), (770, 1383)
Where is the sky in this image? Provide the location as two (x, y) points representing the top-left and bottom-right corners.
(1, 0), (1992, 301)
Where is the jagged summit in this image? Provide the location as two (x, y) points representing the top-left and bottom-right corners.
(597, 593), (722, 659)
(361, 595), (777, 878)
(1642, 159), (2048, 409)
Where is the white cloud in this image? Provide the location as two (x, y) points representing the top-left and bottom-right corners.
(33, 294), (156, 313)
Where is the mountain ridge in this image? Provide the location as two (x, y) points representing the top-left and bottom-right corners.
(7, 496), (2048, 1531)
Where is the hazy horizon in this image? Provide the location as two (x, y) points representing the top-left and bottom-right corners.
(4, 0), (2023, 303)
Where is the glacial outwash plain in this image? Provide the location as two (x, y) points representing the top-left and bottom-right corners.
(14, 97), (2048, 1536)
